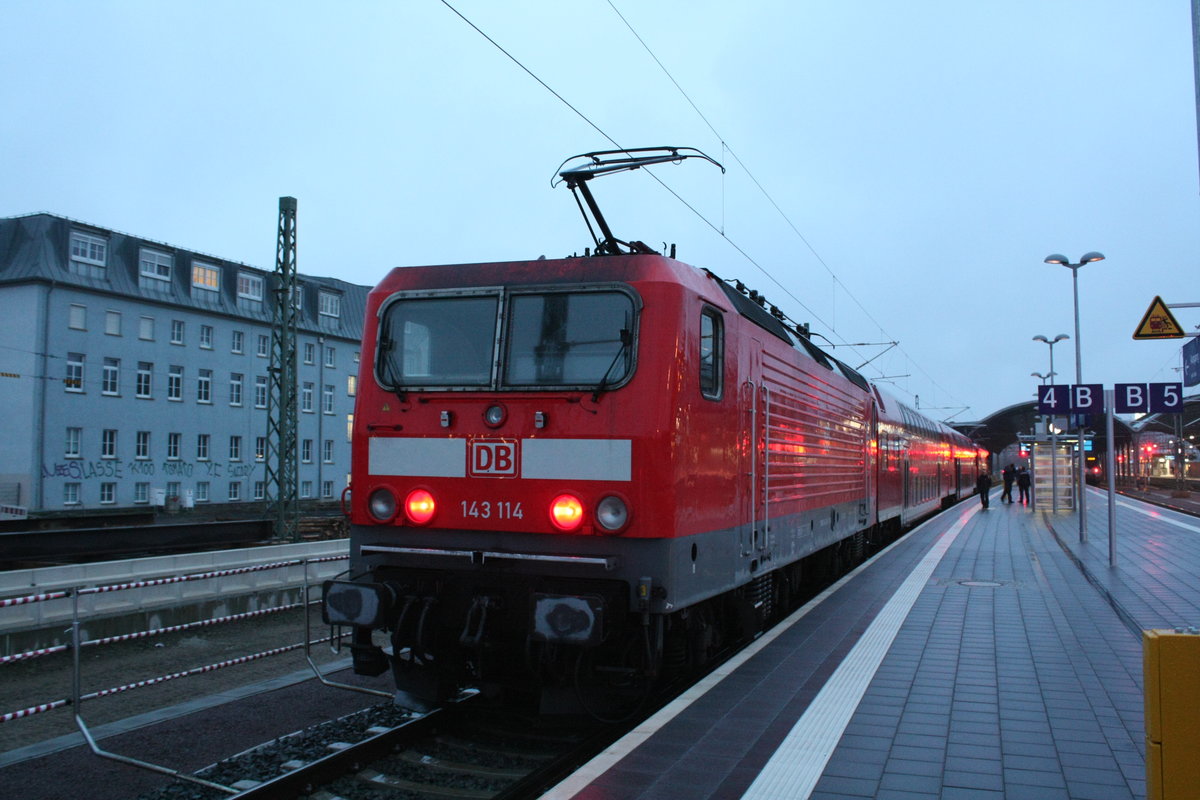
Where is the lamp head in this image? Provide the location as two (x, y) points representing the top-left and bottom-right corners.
(1052, 333), (1069, 343)
(1044, 253), (1069, 265)
(1080, 251), (1105, 264)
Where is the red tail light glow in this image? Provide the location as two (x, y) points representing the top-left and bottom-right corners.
(549, 494), (584, 531)
(405, 489), (437, 525)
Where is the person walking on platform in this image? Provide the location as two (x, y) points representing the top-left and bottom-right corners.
(1017, 467), (1031, 504)
(976, 469), (992, 509)
(1000, 464), (1015, 503)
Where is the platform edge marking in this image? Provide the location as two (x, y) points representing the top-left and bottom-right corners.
(739, 507), (976, 800)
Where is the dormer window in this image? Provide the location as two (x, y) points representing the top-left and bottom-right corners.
(69, 231), (107, 278)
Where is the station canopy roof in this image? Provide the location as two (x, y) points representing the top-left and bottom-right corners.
(950, 400), (1143, 456)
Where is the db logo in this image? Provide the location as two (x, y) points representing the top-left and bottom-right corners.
(468, 439), (519, 478)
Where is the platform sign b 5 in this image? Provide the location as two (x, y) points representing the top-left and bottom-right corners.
(1115, 383), (1148, 414)
(1149, 382), (1184, 413)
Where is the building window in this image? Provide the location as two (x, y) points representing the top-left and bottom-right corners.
(231, 330), (244, 354)
(304, 342), (315, 364)
(65, 427), (81, 458)
(301, 439), (312, 463)
(139, 249), (173, 288)
(199, 325), (213, 349)
(171, 320), (185, 345)
(136, 362), (153, 398)
(324, 346), (336, 368)
(255, 436), (266, 461)
(192, 262), (220, 293)
(301, 481), (313, 499)
(104, 310), (121, 336)
(134, 483), (149, 504)
(253, 481), (265, 501)
(136, 431), (151, 459)
(196, 482), (209, 503)
(237, 272), (264, 311)
(319, 291), (341, 319)
(167, 432), (181, 460)
(101, 429), (117, 459)
(197, 433), (210, 460)
(229, 373), (243, 406)
(354, 350), (360, 363)
(228, 482), (242, 501)
(69, 231), (107, 278)
(100, 483), (116, 504)
(66, 353), (85, 392)
(323, 439), (334, 463)
(347, 375), (357, 396)
(197, 369), (212, 403)
(346, 413), (353, 442)
(166, 481), (181, 498)
(254, 376), (268, 408)
(322, 480), (334, 499)
(102, 358), (120, 395)
(139, 316), (154, 340)
(301, 382), (313, 413)
(256, 334), (269, 357)
(64, 483), (81, 506)
(322, 384), (334, 414)
(168, 365), (183, 401)
(229, 435), (241, 461)
(69, 304), (86, 330)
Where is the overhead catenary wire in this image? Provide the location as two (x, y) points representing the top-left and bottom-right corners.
(604, 0), (968, 412)
(440, 0), (965, 412)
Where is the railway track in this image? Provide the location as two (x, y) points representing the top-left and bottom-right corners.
(141, 691), (612, 800)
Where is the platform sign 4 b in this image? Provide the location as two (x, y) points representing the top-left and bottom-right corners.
(1113, 382), (1184, 414)
(1037, 383), (1104, 415)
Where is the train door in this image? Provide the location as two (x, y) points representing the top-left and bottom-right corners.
(866, 404), (878, 525)
(739, 340), (766, 558)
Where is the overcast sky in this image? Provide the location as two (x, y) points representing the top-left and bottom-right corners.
(4, 1), (1198, 422)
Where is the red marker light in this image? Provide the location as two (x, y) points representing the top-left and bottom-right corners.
(550, 494), (584, 531)
(405, 489), (437, 525)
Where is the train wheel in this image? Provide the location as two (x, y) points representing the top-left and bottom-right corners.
(572, 629), (654, 723)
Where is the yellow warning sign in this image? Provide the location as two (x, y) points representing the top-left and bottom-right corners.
(1133, 296), (1186, 340)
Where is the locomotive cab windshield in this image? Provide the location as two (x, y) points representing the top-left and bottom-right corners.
(375, 285), (639, 392)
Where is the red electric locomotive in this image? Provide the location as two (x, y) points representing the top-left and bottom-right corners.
(324, 148), (983, 714)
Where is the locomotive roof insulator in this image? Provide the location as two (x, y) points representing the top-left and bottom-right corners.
(553, 146), (724, 256)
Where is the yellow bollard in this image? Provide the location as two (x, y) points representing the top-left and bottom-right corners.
(1144, 628), (1200, 799)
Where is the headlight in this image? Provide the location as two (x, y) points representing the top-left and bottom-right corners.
(368, 488), (397, 522)
(484, 404), (507, 428)
(595, 495), (629, 532)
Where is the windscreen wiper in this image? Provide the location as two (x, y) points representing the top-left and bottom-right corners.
(591, 330), (632, 402)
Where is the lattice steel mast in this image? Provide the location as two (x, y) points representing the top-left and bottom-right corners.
(266, 196), (300, 541)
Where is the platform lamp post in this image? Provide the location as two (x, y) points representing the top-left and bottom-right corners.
(1044, 251), (1105, 542)
(1033, 335), (1068, 437)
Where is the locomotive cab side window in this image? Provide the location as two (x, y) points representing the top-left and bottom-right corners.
(699, 307), (724, 400)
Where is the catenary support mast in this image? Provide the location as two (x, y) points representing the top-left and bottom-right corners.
(266, 196), (300, 541)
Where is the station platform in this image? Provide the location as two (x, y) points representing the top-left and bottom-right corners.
(542, 487), (1200, 800)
